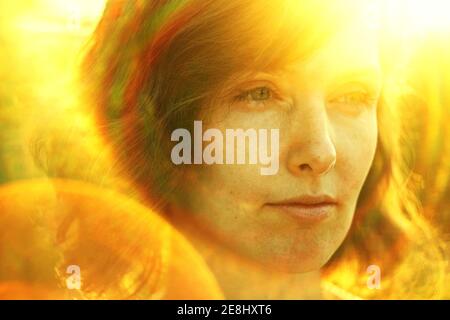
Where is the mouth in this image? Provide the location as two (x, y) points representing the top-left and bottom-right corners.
(265, 194), (338, 223)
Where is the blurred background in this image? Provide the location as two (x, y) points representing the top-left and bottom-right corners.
(0, 0), (106, 184)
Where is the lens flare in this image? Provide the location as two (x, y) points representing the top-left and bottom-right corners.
(390, 0), (450, 34)
(0, 0), (449, 300)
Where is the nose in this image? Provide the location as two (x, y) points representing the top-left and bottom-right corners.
(286, 100), (337, 177)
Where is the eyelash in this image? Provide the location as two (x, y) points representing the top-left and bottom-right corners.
(234, 86), (275, 102)
(232, 85), (378, 110)
(328, 91), (378, 110)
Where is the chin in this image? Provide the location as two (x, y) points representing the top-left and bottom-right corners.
(251, 245), (337, 274)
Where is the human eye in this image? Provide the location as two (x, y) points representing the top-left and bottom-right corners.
(328, 85), (379, 115)
(232, 85), (279, 109)
(235, 86), (273, 102)
(332, 91), (375, 105)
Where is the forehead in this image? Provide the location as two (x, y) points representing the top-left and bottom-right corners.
(278, 23), (381, 86)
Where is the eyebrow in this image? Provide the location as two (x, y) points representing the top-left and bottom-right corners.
(330, 67), (382, 88)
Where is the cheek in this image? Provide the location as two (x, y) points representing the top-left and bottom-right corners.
(192, 111), (283, 202)
(175, 112), (282, 240)
(182, 153), (270, 232)
(336, 111), (378, 198)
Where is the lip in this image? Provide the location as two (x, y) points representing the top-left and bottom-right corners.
(265, 194), (338, 223)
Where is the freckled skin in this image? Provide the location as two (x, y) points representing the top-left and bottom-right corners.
(171, 25), (381, 273)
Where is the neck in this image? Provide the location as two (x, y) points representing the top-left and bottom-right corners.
(169, 210), (322, 299)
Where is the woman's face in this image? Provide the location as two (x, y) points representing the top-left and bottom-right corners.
(171, 23), (382, 272)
